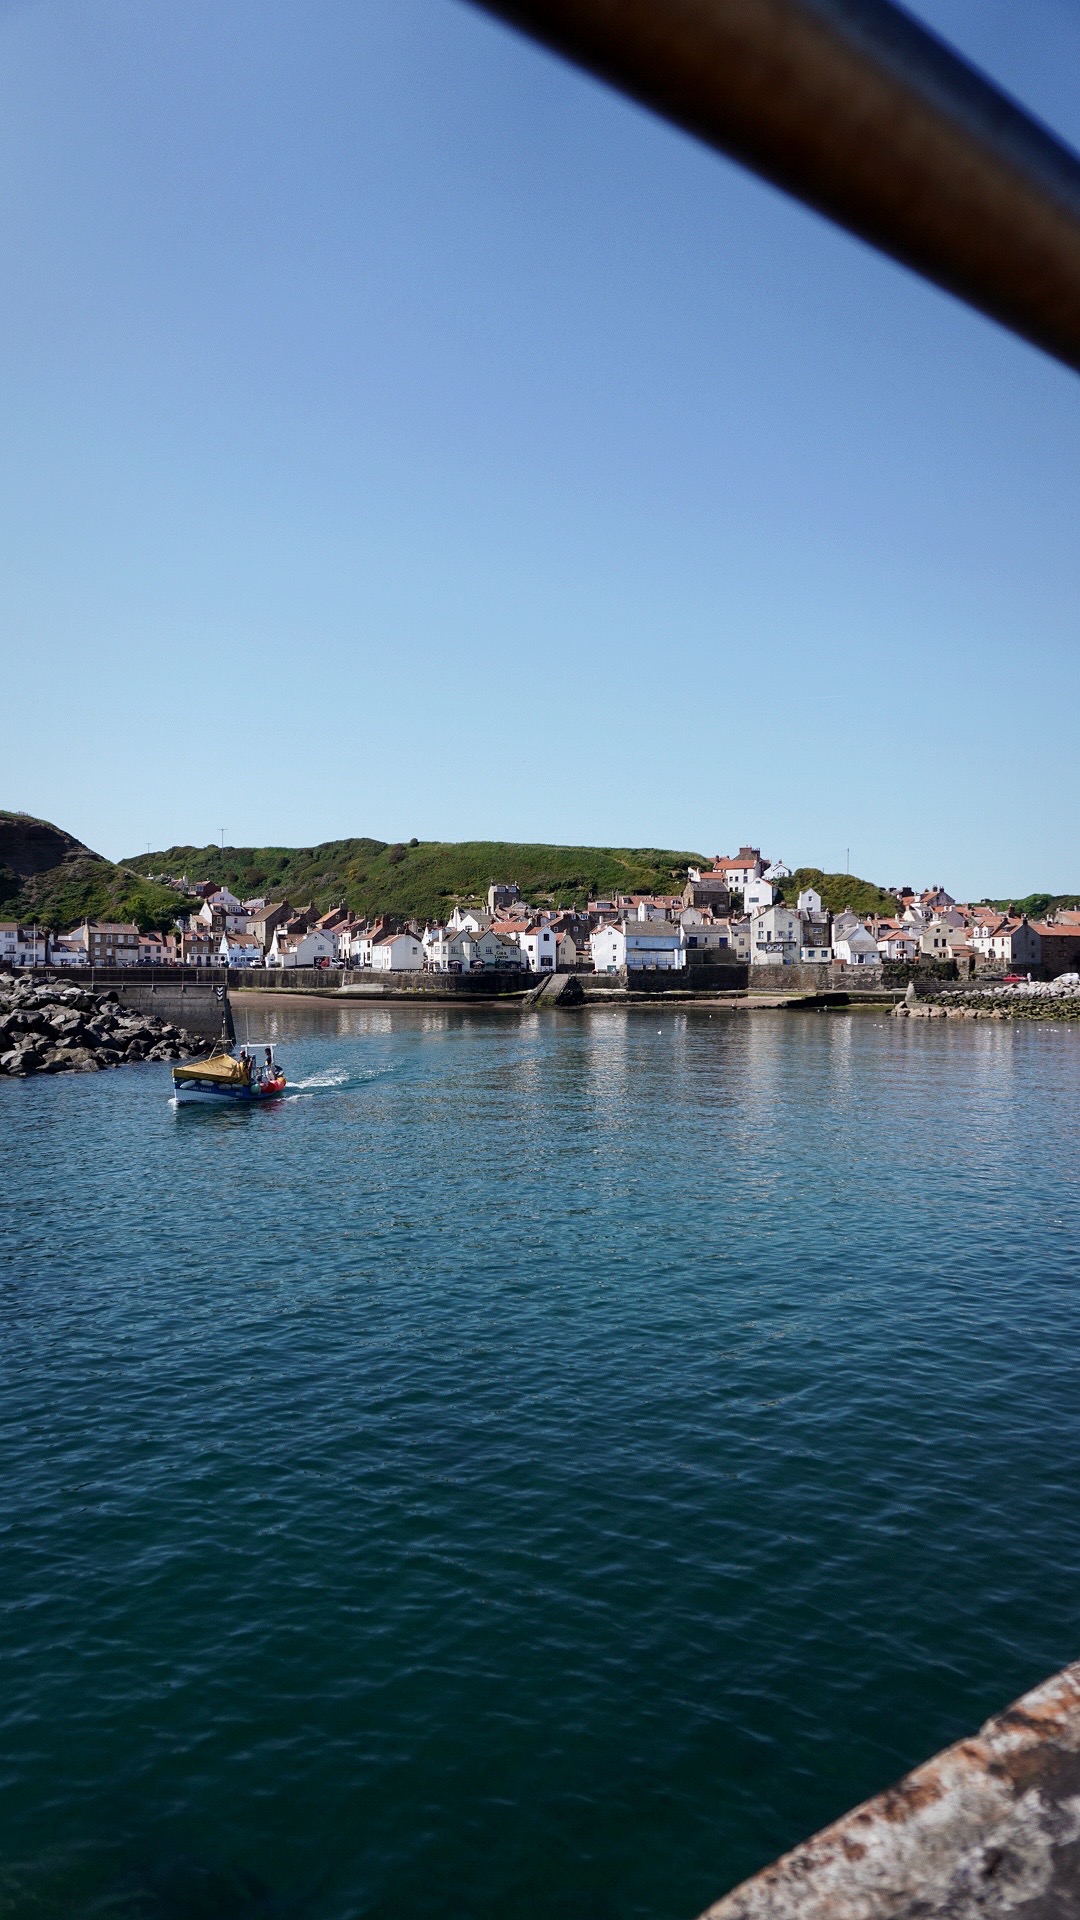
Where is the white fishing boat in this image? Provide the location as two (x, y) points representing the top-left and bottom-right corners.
(172, 1041), (286, 1106)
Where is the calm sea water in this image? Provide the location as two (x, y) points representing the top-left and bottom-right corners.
(2, 1002), (1080, 1920)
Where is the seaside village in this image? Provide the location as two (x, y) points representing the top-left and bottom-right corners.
(4, 848), (1080, 979)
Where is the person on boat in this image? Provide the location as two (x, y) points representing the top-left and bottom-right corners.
(238, 1048), (252, 1082)
(264, 1048), (274, 1081)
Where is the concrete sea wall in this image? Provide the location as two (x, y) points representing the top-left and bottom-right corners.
(33, 969), (233, 1040)
(747, 962), (885, 993)
(251, 967), (536, 999)
(700, 1660), (1080, 1920)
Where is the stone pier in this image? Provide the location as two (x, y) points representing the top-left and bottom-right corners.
(700, 1661), (1080, 1920)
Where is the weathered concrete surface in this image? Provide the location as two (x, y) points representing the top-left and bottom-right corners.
(109, 981), (234, 1042)
(245, 967), (535, 999)
(521, 972), (585, 1008)
(35, 969), (232, 1040)
(700, 1661), (1080, 1920)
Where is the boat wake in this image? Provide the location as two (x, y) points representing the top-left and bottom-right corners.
(286, 1063), (398, 1096)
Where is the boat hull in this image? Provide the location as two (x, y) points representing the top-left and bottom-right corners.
(172, 1076), (286, 1105)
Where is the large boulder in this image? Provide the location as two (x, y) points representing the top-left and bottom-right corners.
(46, 1010), (84, 1039)
(44, 1046), (101, 1072)
(54, 987), (96, 1013)
(8, 1009), (46, 1033)
(2, 1044), (43, 1073)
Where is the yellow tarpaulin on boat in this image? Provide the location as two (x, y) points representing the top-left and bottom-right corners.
(173, 1052), (249, 1086)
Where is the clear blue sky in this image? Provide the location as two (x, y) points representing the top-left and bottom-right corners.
(2, 0), (1078, 896)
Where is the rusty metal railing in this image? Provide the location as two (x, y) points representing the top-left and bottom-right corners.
(466, 0), (1080, 372)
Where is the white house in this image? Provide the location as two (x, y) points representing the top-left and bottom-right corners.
(831, 913), (880, 966)
(343, 924), (374, 967)
(469, 928), (516, 968)
(921, 916), (969, 963)
(372, 931), (425, 971)
(796, 888), (823, 915)
(0, 923), (48, 967)
(424, 926), (474, 972)
(743, 876), (775, 915)
(490, 932), (525, 969)
(711, 847), (764, 891)
(763, 859), (792, 881)
(266, 929), (299, 968)
(199, 889), (250, 934)
(48, 931), (90, 967)
(590, 922), (685, 971)
(622, 898), (672, 922)
(875, 924), (921, 963)
(679, 908), (734, 954)
(448, 906), (491, 933)
(519, 924), (556, 972)
(218, 934), (264, 968)
(988, 917), (1041, 970)
(293, 928), (338, 967)
(719, 917), (752, 961)
(750, 903), (801, 965)
(266, 925), (337, 968)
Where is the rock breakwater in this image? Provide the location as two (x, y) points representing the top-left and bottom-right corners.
(0, 973), (202, 1075)
(893, 977), (1080, 1021)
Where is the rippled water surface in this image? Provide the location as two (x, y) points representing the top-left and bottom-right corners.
(3, 1001), (1080, 1920)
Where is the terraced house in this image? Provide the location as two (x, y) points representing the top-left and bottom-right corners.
(74, 921), (141, 967)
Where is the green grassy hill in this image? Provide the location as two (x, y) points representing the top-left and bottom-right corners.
(3, 812), (939, 936)
(123, 838), (708, 923)
(980, 893), (1080, 920)
(773, 867), (897, 918)
(0, 812), (196, 932)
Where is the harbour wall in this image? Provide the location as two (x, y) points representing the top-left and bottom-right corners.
(700, 1659), (1080, 1920)
(22, 961), (888, 1014)
(747, 962), (885, 993)
(30, 969), (233, 1040)
(238, 966), (536, 998)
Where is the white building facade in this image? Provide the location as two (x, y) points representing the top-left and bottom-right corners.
(590, 923), (686, 971)
(372, 932), (425, 971)
(750, 904), (801, 966)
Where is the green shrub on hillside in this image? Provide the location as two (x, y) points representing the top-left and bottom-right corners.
(774, 867), (896, 918)
(980, 893), (1080, 920)
(122, 837), (707, 922)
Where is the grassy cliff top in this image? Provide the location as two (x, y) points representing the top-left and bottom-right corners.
(123, 838), (708, 922)
(980, 893), (1080, 920)
(4, 813), (950, 935)
(773, 867), (898, 918)
(1, 812), (196, 932)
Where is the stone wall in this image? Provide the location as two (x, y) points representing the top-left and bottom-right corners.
(747, 962), (884, 993)
(233, 967), (535, 998)
(700, 1660), (1080, 1920)
(33, 969), (232, 1039)
(618, 963), (749, 994)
